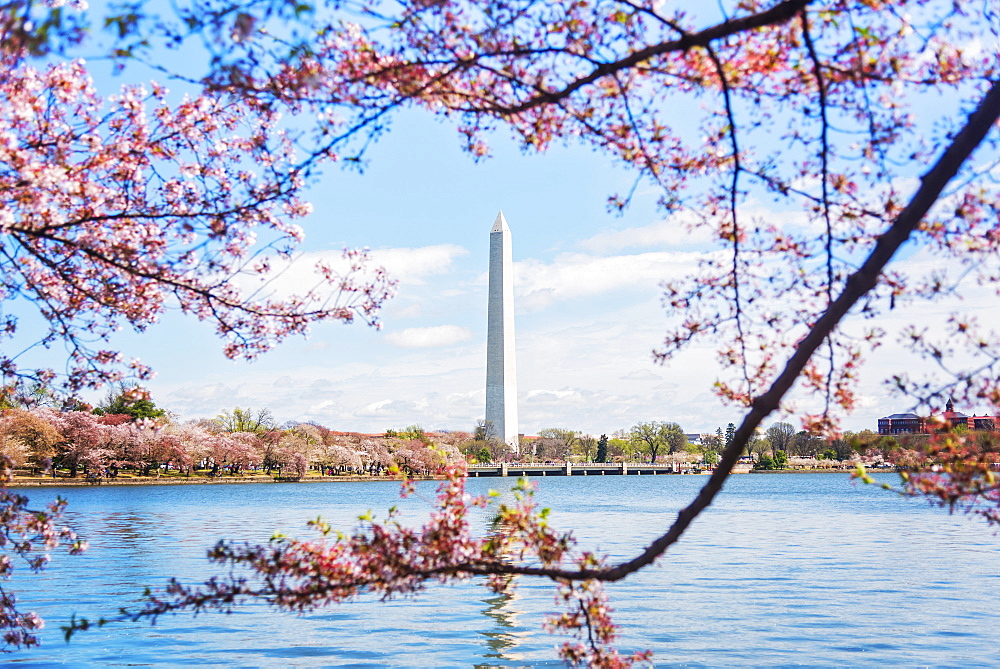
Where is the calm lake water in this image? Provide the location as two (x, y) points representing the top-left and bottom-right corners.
(5, 472), (1000, 667)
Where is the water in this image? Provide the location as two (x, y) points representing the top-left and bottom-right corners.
(5, 472), (1000, 666)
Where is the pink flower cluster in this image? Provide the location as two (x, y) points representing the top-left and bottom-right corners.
(0, 459), (85, 650)
(0, 408), (464, 479)
(0, 48), (394, 393)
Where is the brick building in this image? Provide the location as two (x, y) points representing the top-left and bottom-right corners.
(877, 412), (925, 435)
(877, 399), (998, 436)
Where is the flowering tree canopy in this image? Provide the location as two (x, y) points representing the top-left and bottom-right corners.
(14, 0), (991, 419)
(6, 0), (1000, 664)
(0, 32), (395, 394)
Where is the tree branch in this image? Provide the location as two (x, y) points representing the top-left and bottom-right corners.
(491, 0), (814, 115)
(448, 79), (1000, 584)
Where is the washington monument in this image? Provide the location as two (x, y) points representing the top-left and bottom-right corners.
(485, 211), (519, 452)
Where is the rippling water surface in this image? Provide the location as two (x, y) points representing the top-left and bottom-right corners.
(6, 472), (1000, 667)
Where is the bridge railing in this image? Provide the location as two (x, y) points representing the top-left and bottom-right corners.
(466, 461), (696, 477)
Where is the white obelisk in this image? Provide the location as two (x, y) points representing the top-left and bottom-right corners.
(485, 211), (519, 453)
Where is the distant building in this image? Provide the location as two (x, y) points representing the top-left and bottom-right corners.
(941, 398), (969, 428)
(877, 413), (925, 435)
(877, 399), (999, 435)
(973, 417), (997, 431)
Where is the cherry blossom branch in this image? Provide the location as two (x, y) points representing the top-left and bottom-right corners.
(487, 0), (814, 115)
(299, 78), (1000, 589)
(465, 79), (1000, 585)
(0, 457), (86, 651)
(703, 40), (752, 396)
(800, 10), (837, 420)
(523, 79), (1000, 583)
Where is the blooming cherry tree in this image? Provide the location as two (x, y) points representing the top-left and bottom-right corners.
(6, 0), (1000, 663)
(0, 48), (394, 394)
(44, 409), (112, 477)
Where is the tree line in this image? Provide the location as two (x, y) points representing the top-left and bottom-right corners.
(0, 382), (923, 479)
(0, 386), (465, 481)
(477, 420), (896, 468)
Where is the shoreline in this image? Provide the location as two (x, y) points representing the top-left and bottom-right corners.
(4, 474), (440, 487)
(3, 467), (871, 487)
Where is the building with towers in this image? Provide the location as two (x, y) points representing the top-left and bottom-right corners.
(877, 399), (997, 435)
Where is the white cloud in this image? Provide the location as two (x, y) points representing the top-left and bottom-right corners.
(357, 398), (429, 418)
(384, 325), (473, 348)
(232, 244), (469, 303)
(575, 203), (813, 254)
(525, 388), (581, 402)
(387, 302), (425, 319)
(369, 244), (468, 284)
(231, 248), (376, 302)
(578, 211), (714, 253)
(619, 369), (664, 381)
(515, 251), (703, 310)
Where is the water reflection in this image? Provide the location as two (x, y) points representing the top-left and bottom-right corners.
(7, 474), (1000, 666)
(478, 587), (528, 663)
(90, 511), (164, 545)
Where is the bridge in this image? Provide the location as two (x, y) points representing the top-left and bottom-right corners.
(467, 462), (701, 477)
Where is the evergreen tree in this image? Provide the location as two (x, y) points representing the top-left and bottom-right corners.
(95, 383), (166, 421)
(724, 423), (736, 450)
(596, 434), (608, 463)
